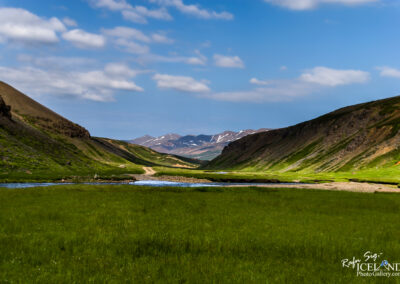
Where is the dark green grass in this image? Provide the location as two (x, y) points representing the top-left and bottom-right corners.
(1, 185), (400, 282)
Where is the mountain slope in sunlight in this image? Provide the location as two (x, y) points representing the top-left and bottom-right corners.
(0, 81), (201, 181)
(206, 95), (400, 174)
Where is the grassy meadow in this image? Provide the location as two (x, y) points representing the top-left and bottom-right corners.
(155, 166), (400, 185)
(1, 185), (400, 282)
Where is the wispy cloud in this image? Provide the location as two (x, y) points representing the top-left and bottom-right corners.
(377, 66), (400, 79)
(0, 62), (143, 102)
(62, 29), (106, 48)
(250, 78), (270, 86)
(136, 50), (207, 66)
(300, 66), (370, 86)
(89, 0), (172, 24)
(102, 26), (174, 55)
(90, 0), (131, 11)
(263, 0), (378, 10)
(0, 7), (66, 44)
(214, 54), (244, 68)
(17, 54), (97, 69)
(149, 0), (233, 20)
(151, 33), (174, 44)
(63, 17), (78, 27)
(206, 81), (316, 102)
(114, 38), (150, 54)
(102, 26), (173, 44)
(153, 73), (210, 93)
(209, 67), (370, 102)
(122, 6), (172, 24)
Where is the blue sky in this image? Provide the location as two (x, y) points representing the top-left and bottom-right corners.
(0, 0), (399, 139)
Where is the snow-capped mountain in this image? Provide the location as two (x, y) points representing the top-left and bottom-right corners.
(129, 129), (269, 160)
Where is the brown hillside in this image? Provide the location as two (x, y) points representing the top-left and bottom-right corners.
(0, 81), (90, 138)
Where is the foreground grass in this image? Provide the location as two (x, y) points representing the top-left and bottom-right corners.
(1, 185), (400, 282)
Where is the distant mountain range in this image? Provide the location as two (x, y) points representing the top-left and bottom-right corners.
(129, 129), (270, 160)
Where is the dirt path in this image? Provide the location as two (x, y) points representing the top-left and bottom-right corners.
(143, 167), (156, 176)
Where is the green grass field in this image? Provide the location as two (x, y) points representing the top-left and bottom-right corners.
(1, 185), (400, 282)
(155, 166), (400, 185)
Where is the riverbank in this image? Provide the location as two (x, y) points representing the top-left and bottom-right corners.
(132, 174), (212, 183)
(227, 181), (400, 193)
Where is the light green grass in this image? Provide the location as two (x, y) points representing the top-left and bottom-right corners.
(155, 166), (400, 185)
(1, 185), (400, 282)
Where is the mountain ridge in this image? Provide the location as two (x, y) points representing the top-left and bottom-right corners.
(206, 95), (400, 173)
(130, 129), (270, 160)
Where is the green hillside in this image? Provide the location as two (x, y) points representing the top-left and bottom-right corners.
(206, 96), (400, 178)
(0, 81), (201, 182)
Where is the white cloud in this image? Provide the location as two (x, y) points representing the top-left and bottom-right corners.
(102, 27), (174, 55)
(104, 63), (143, 77)
(153, 73), (210, 93)
(214, 54), (244, 68)
(149, 0), (233, 20)
(115, 38), (150, 54)
(103, 26), (173, 44)
(92, 0), (233, 21)
(300, 66), (370, 86)
(136, 50), (207, 65)
(90, 0), (131, 11)
(250, 78), (270, 86)
(0, 8), (66, 44)
(377, 67), (400, 79)
(17, 54), (97, 69)
(263, 0), (378, 10)
(62, 29), (106, 48)
(122, 6), (172, 24)
(89, 0), (172, 24)
(207, 81), (316, 103)
(0, 63), (143, 102)
(151, 33), (174, 44)
(207, 66), (369, 103)
(103, 26), (151, 42)
(121, 10), (148, 24)
(63, 17), (78, 27)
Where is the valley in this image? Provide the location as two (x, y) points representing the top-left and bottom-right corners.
(1, 1), (397, 282)
(2, 80), (400, 186)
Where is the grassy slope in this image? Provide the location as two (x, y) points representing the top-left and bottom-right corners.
(204, 96), (400, 182)
(96, 138), (202, 168)
(0, 115), (145, 182)
(0, 81), (201, 181)
(1, 185), (400, 282)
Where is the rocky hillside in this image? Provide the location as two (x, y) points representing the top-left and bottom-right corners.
(0, 95), (11, 119)
(206, 96), (400, 173)
(0, 81), (201, 181)
(130, 129), (269, 160)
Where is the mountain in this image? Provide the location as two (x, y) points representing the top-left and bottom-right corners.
(0, 81), (201, 181)
(206, 96), (400, 173)
(131, 133), (182, 149)
(130, 129), (270, 160)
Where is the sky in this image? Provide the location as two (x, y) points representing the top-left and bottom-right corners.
(0, 0), (399, 139)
